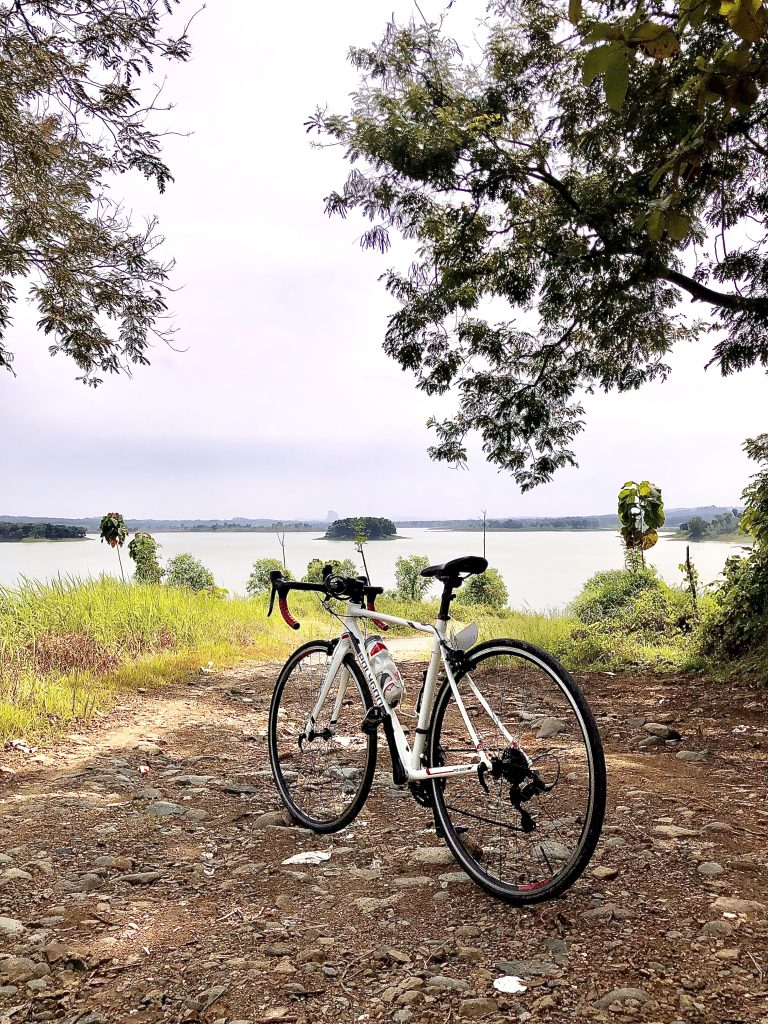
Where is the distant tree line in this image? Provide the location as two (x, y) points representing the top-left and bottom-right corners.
(0, 522), (86, 542)
(678, 511), (742, 540)
(325, 518), (397, 540)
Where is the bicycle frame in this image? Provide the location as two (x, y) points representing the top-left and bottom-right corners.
(304, 602), (519, 784)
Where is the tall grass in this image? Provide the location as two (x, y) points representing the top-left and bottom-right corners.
(0, 573), (689, 741)
(0, 576), (580, 740)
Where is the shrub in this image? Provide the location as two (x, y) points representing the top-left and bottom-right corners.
(247, 558), (294, 596)
(698, 552), (768, 661)
(455, 567), (508, 609)
(165, 553), (216, 592)
(697, 434), (768, 663)
(573, 569), (692, 638)
(571, 568), (661, 624)
(394, 555), (432, 601)
(127, 533), (163, 585)
(302, 558), (357, 583)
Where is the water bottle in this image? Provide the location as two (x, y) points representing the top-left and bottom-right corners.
(364, 636), (404, 707)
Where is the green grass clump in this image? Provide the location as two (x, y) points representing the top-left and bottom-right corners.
(566, 568), (698, 670)
(0, 571), (698, 742)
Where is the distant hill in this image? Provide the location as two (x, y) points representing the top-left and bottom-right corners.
(0, 516), (326, 533)
(0, 506), (742, 533)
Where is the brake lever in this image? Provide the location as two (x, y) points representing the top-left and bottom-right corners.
(267, 584), (277, 617)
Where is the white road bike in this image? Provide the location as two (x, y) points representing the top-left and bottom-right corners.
(266, 556), (606, 904)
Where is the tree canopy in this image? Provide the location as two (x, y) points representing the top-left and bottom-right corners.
(324, 517), (397, 540)
(0, 0), (191, 383)
(312, 0), (768, 489)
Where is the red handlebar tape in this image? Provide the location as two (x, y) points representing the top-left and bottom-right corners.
(279, 596), (300, 630)
(366, 598), (389, 631)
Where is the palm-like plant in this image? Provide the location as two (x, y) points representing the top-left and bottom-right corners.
(99, 512), (128, 581)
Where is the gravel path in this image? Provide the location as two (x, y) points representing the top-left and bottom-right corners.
(0, 658), (765, 1024)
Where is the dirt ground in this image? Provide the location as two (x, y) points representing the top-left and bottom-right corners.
(0, 653), (766, 1024)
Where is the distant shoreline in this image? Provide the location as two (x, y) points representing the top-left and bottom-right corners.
(0, 537), (89, 545)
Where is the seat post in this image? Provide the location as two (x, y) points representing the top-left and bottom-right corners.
(437, 578), (458, 622)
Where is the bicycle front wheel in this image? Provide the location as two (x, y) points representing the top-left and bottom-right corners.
(268, 640), (377, 834)
(429, 639), (605, 903)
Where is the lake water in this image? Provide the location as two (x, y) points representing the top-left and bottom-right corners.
(0, 529), (749, 611)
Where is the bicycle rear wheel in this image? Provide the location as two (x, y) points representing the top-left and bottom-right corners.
(268, 639), (377, 833)
(429, 639), (605, 903)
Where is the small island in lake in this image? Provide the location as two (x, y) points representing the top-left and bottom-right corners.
(324, 517), (397, 540)
(0, 521), (87, 542)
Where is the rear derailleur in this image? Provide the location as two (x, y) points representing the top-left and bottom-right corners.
(478, 747), (550, 834)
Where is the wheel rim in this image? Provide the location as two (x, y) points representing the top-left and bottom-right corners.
(271, 646), (371, 826)
(432, 647), (598, 895)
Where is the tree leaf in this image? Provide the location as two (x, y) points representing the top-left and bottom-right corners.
(603, 49), (629, 110)
(647, 210), (665, 240)
(568, 0), (583, 24)
(582, 44), (614, 85)
(666, 211), (691, 240)
(632, 22), (680, 58)
(721, 0), (767, 41)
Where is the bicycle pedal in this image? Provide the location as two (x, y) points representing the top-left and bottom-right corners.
(361, 706), (387, 735)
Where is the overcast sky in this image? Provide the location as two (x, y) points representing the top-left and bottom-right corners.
(1, 0), (765, 521)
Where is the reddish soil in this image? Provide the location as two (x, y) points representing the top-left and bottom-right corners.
(0, 659), (765, 1024)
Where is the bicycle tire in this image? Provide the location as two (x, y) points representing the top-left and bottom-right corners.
(428, 638), (606, 904)
(268, 639), (377, 834)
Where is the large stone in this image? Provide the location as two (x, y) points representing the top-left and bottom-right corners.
(537, 717), (566, 739)
(0, 868), (32, 885)
(0, 957), (38, 982)
(592, 866), (619, 880)
(497, 959), (559, 978)
(253, 811), (292, 829)
(409, 847), (455, 868)
(710, 896), (766, 917)
(698, 862), (725, 877)
(644, 723), (681, 740)
(460, 997), (499, 1018)
(426, 975), (470, 992)
(593, 988), (649, 1009)
(0, 918), (25, 938)
(653, 825), (698, 839)
(145, 801), (185, 817)
(122, 870), (165, 885)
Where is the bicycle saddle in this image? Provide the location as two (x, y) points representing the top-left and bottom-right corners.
(420, 555), (488, 580)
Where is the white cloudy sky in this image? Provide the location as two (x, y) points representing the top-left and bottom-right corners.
(0, 0), (765, 521)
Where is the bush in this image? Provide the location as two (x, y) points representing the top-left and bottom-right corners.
(246, 559), (294, 596)
(394, 555), (432, 601)
(571, 568), (661, 624)
(302, 558), (357, 583)
(455, 567), (508, 609)
(698, 552), (768, 661)
(572, 568), (692, 635)
(127, 533), (163, 585)
(165, 553), (216, 592)
(697, 434), (768, 664)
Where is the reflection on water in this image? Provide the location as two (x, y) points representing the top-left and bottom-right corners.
(0, 528), (748, 611)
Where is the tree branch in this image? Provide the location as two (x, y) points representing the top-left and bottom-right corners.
(661, 268), (768, 313)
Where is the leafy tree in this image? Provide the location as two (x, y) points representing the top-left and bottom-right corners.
(312, 8), (768, 488)
(617, 481), (665, 570)
(99, 512), (128, 581)
(324, 518), (397, 540)
(246, 558), (295, 596)
(303, 558), (357, 584)
(684, 515), (711, 540)
(165, 553), (215, 592)
(127, 532), (163, 585)
(699, 436), (768, 659)
(0, 1), (192, 382)
(455, 567), (509, 609)
(394, 555), (432, 601)
(740, 434), (768, 547)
